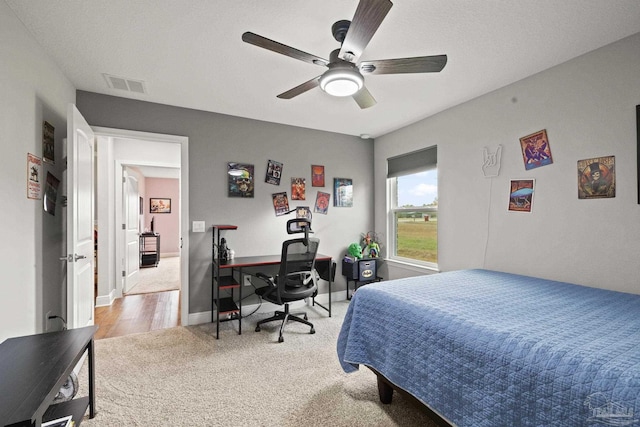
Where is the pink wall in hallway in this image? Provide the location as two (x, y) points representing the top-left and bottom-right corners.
(144, 178), (180, 255)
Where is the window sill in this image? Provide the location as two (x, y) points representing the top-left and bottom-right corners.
(384, 258), (440, 274)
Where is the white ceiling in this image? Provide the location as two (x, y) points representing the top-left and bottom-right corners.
(7, 0), (640, 138)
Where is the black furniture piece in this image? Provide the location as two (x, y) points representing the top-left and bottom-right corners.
(254, 236), (320, 343)
(342, 257), (383, 299)
(0, 325), (97, 427)
(139, 232), (160, 267)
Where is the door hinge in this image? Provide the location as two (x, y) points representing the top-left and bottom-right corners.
(122, 270), (126, 277)
(122, 224), (126, 230)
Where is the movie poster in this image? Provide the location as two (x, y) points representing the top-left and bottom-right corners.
(227, 163), (254, 198)
(519, 129), (553, 170)
(265, 159), (283, 185)
(508, 179), (535, 212)
(578, 156), (615, 199)
(272, 192), (289, 216)
(314, 191), (330, 214)
(291, 177), (306, 200)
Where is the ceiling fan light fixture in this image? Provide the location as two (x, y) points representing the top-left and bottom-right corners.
(319, 67), (364, 97)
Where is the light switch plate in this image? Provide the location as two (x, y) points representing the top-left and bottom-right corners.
(192, 221), (205, 233)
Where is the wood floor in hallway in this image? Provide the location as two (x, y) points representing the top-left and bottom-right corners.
(94, 290), (180, 340)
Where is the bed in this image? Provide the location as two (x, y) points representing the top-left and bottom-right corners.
(336, 269), (640, 427)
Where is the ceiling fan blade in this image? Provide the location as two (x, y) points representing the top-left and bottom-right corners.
(359, 55), (447, 75)
(242, 32), (329, 67)
(277, 76), (321, 99)
(353, 86), (376, 109)
(339, 0), (393, 63)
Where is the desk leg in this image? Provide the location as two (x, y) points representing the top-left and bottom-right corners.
(312, 260), (332, 317)
(88, 337), (96, 418)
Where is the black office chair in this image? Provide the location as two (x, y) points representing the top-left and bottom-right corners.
(254, 237), (320, 343)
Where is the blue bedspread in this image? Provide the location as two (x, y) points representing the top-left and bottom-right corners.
(336, 269), (640, 427)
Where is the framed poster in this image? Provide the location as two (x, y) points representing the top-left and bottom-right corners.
(519, 129), (553, 170)
(43, 121), (55, 164)
(150, 198), (171, 213)
(265, 159), (283, 185)
(578, 156), (615, 199)
(311, 165), (325, 187)
(272, 192), (289, 216)
(314, 191), (330, 214)
(44, 172), (60, 215)
(508, 179), (535, 212)
(228, 162), (254, 198)
(333, 178), (353, 207)
(291, 177), (306, 200)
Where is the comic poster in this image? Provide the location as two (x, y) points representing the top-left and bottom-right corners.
(314, 191), (330, 214)
(578, 156), (615, 199)
(43, 121), (55, 164)
(272, 192), (289, 216)
(519, 129), (553, 170)
(44, 172), (60, 215)
(265, 159), (283, 185)
(333, 178), (353, 207)
(291, 177), (306, 200)
(311, 165), (325, 187)
(508, 179), (535, 212)
(227, 162), (254, 198)
(27, 153), (42, 200)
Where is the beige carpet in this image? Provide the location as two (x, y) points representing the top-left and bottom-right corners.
(125, 256), (180, 295)
(79, 302), (441, 426)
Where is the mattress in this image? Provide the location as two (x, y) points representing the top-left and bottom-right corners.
(336, 269), (640, 426)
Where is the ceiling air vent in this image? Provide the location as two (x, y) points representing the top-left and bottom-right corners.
(103, 74), (146, 94)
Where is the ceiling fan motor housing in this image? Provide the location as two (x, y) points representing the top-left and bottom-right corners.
(332, 20), (351, 43)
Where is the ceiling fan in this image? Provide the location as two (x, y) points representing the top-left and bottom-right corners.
(242, 0), (447, 109)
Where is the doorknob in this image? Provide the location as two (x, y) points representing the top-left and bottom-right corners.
(59, 254), (87, 262)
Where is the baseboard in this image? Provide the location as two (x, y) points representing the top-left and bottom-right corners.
(187, 292), (347, 326)
(95, 288), (118, 307)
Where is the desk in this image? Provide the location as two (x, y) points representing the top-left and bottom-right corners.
(0, 325), (97, 426)
(212, 254), (334, 339)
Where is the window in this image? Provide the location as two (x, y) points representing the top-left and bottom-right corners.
(387, 146), (438, 268)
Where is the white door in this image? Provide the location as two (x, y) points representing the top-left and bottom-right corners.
(123, 172), (140, 293)
(66, 104), (95, 329)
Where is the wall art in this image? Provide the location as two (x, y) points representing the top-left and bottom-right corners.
(272, 192), (289, 216)
(578, 156), (615, 199)
(291, 177), (306, 200)
(508, 179), (535, 212)
(519, 129), (553, 170)
(27, 153), (42, 200)
(43, 121), (55, 164)
(334, 178), (353, 207)
(228, 162), (254, 198)
(265, 159), (283, 185)
(44, 172), (60, 215)
(312, 165), (325, 187)
(150, 198), (171, 213)
(314, 191), (330, 214)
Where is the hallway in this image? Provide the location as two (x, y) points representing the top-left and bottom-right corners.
(94, 290), (180, 340)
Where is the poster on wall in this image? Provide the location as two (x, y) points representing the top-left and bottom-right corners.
(272, 192), (290, 216)
(27, 153), (42, 200)
(508, 179), (535, 212)
(311, 165), (325, 187)
(333, 178), (353, 207)
(314, 191), (330, 214)
(291, 177), (306, 200)
(44, 172), (60, 215)
(265, 159), (283, 185)
(519, 129), (553, 170)
(228, 162), (254, 197)
(43, 121), (55, 164)
(578, 156), (615, 199)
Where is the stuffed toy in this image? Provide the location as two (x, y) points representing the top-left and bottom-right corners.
(348, 243), (363, 259)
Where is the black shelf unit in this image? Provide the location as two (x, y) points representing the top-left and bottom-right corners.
(342, 258), (383, 299)
(140, 232), (160, 267)
(212, 225), (241, 339)
(0, 325), (97, 426)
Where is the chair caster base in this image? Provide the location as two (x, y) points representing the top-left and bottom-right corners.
(310, 328), (315, 334)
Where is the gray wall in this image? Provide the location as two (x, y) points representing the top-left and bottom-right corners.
(375, 32), (640, 293)
(76, 92), (374, 315)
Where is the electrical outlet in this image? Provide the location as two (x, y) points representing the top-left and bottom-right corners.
(243, 274), (252, 287)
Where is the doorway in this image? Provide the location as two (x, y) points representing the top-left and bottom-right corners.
(92, 127), (189, 333)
